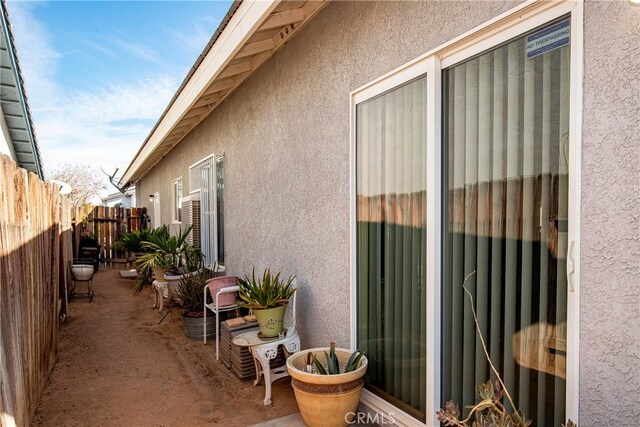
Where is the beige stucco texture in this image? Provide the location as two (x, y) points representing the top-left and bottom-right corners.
(137, 0), (520, 349)
(135, 1), (640, 424)
(580, 1), (640, 425)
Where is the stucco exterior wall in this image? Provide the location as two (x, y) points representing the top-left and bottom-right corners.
(137, 0), (521, 349)
(132, 0), (640, 424)
(580, 1), (640, 425)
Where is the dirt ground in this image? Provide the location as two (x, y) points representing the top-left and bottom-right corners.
(34, 267), (299, 426)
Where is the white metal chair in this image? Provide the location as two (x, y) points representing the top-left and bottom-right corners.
(232, 281), (299, 405)
(203, 276), (240, 360)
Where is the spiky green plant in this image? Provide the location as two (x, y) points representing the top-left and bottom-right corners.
(132, 225), (194, 294)
(113, 227), (168, 253)
(309, 342), (365, 375)
(176, 265), (210, 313)
(237, 268), (296, 310)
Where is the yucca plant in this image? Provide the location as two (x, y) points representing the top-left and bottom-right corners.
(237, 268), (296, 310)
(308, 342), (365, 375)
(176, 267), (211, 314)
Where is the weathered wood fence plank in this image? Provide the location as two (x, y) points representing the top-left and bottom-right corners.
(0, 154), (73, 427)
(84, 205), (146, 263)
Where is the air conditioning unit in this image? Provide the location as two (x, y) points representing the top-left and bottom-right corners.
(182, 193), (201, 249)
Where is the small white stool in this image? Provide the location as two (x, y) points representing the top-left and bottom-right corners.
(152, 280), (170, 310)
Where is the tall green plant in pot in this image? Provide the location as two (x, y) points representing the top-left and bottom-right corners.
(238, 268), (296, 338)
(175, 265), (215, 340)
(132, 225), (193, 294)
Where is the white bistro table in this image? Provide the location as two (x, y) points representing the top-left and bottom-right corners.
(233, 329), (300, 405)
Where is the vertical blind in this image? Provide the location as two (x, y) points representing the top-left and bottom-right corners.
(216, 157), (225, 266)
(356, 75), (427, 421)
(442, 21), (570, 426)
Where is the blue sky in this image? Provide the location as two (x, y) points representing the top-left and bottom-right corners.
(7, 0), (232, 191)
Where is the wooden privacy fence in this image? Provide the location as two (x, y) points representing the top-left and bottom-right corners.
(83, 206), (147, 263)
(0, 154), (74, 426)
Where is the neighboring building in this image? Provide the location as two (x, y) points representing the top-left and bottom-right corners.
(0, 0), (43, 178)
(120, 1), (640, 426)
(101, 186), (136, 208)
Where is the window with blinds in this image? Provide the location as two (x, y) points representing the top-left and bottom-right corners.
(356, 75), (427, 422)
(441, 19), (570, 426)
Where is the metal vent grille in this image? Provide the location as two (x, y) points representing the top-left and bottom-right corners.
(181, 197), (201, 249)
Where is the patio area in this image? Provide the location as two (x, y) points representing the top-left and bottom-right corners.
(33, 267), (300, 426)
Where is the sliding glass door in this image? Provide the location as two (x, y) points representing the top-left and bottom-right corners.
(356, 75), (427, 421)
(441, 19), (570, 426)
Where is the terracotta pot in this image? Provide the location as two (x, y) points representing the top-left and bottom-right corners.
(287, 347), (368, 427)
(253, 305), (286, 337)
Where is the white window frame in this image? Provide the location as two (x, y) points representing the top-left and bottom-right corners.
(189, 153), (223, 269)
(152, 191), (161, 228)
(172, 177), (183, 224)
(349, 1), (583, 425)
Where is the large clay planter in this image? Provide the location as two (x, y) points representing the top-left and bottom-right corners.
(287, 348), (368, 427)
(253, 305), (287, 337)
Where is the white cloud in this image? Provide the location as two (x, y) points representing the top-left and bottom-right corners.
(166, 15), (219, 53)
(6, 1), (59, 106)
(39, 75), (178, 163)
(7, 1), (180, 196)
(111, 36), (161, 63)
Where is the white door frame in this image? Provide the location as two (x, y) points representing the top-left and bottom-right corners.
(349, 1), (583, 425)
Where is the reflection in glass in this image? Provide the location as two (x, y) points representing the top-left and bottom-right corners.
(441, 22), (570, 426)
(356, 75), (427, 421)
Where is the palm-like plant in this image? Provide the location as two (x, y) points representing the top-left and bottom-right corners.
(132, 225), (194, 294)
(113, 227), (168, 253)
(237, 268), (296, 310)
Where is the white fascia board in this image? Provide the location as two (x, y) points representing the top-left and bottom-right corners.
(121, 0), (279, 185)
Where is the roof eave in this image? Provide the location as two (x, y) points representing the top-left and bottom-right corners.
(120, 0), (279, 186)
(120, 0), (327, 186)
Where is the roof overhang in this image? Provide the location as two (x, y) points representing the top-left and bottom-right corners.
(1, 1), (44, 179)
(121, 0), (327, 186)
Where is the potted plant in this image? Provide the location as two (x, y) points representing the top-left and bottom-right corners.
(132, 225), (192, 294)
(286, 342), (368, 427)
(175, 269), (216, 340)
(237, 268), (296, 337)
(163, 243), (203, 291)
(113, 227), (165, 257)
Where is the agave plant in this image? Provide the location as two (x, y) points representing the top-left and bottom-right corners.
(308, 342), (365, 375)
(237, 268), (296, 310)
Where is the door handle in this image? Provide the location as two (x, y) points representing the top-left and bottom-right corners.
(567, 240), (575, 292)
